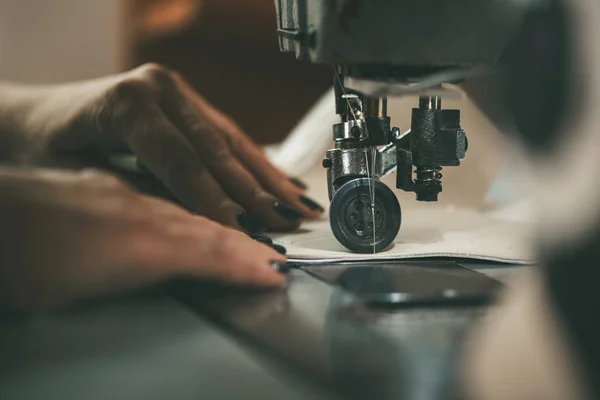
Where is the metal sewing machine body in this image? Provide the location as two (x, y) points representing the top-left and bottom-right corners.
(274, 0), (529, 253)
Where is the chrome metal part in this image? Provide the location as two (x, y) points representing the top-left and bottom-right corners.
(324, 143), (401, 201)
(333, 120), (368, 142)
(325, 148), (373, 200)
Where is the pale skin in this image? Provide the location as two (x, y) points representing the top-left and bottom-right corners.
(0, 63), (323, 311)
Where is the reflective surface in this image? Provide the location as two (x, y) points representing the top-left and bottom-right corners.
(171, 261), (511, 400)
(308, 261), (501, 306)
(0, 261), (526, 400)
(0, 297), (320, 400)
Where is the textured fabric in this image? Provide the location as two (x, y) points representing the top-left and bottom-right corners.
(272, 204), (536, 264)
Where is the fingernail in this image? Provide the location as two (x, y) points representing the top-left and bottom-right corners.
(272, 244), (287, 255)
(299, 195), (325, 213)
(271, 261), (291, 274)
(273, 202), (303, 221)
(238, 212), (266, 233)
(289, 177), (308, 190)
(249, 232), (273, 245)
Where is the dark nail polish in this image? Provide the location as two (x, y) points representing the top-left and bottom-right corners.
(273, 202), (303, 221)
(289, 177), (308, 190)
(249, 233), (273, 245)
(299, 195), (325, 213)
(238, 212), (265, 233)
(272, 244), (287, 255)
(271, 261), (291, 274)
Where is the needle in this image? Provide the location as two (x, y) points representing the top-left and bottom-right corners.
(333, 66), (377, 254)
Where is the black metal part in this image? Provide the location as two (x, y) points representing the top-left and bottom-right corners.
(363, 117), (391, 146)
(329, 178), (401, 253)
(414, 166), (443, 202)
(410, 106), (465, 166)
(395, 147), (415, 193)
(275, 0), (527, 69)
(276, 28), (316, 49)
(396, 96), (467, 202)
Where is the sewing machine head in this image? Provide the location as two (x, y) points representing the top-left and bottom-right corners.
(273, 0), (534, 253)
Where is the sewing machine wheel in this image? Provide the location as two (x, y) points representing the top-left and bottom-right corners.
(329, 178), (401, 253)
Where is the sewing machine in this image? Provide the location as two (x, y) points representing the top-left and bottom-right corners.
(3, 2), (592, 400)
(272, 0), (556, 253)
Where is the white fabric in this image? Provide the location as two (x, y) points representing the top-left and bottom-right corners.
(272, 204), (536, 264)
(265, 88), (336, 176)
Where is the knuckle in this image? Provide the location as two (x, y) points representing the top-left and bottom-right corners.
(138, 63), (175, 88)
(251, 186), (270, 202)
(104, 80), (158, 139)
(111, 79), (151, 104)
(202, 142), (233, 164)
(221, 130), (236, 148)
(106, 80), (151, 129)
(226, 133), (244, 151)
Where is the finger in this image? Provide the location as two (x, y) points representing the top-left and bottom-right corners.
(175, 109), (301, 231)
(140, 192), (199, 219)
(203, 102), (325, 217)
(141, 218), (288, 288)
(141, 193), (265, 234)
(159, 91), (303, 231)
(209, 229), (288, 287)
(115, 101), (246, 229)
(170, 74), (324, 218)
(156, 90), (301, 231)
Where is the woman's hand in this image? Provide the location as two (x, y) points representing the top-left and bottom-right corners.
(0, 63), (324, 233)
(0, 168), (287, 311)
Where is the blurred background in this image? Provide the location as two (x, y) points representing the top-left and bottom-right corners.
(0, 0), (332, 145)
